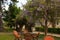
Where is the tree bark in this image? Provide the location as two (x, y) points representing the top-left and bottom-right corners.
(44, 19), (48, 36)
(44, 0), (48, 36)
(0, 1), (4, 32)
(0, 12), (4, 32)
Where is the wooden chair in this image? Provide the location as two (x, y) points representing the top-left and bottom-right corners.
(13, 30), (22, 40)
(31, 32), (40, 40)
(23, 30), (40, 40)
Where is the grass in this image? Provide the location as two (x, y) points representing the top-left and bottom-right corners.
(0, 32), (60, 40)
(54, 37), (60, 40)
(0, 32), (14, 40)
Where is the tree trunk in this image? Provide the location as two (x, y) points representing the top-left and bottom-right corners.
(44, 7), (48, 36)
(25, 23), (32, 32)
(0, 1), (4, 32)
(44, 19), (48, 36)
(0, 12), (4, 32)
(44, 0), (49, 35)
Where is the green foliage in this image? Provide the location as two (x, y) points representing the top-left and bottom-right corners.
(35, 27), (44, 32)
(35, 27), (60, 34)
(11, 0), (18, 3)
(24, 0), (44, 22)
(3, 2), (21, 27)
(4, 27), (13, 32)
(25, 0), (60, 28)
(9, 3), (20, 19)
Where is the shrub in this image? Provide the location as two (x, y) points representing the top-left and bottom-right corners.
(35, 27), (60, 34)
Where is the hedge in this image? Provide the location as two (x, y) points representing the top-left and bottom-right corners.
(35, 27), (60, 34)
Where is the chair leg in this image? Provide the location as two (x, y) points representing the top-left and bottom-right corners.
(17, 38), (19, 40)
(14, 38), (20, 40)
(14, 38), (16, 40)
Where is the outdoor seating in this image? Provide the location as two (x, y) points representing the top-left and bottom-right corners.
(19, 32), (40, 40)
